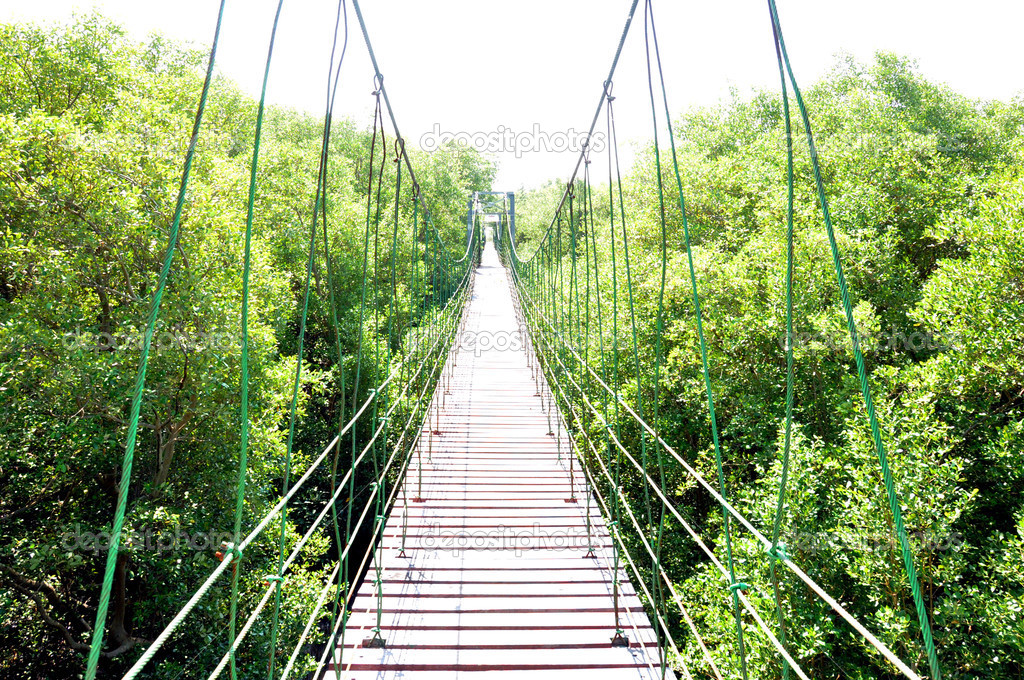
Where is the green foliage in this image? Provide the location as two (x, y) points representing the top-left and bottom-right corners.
(0, 14), (491, 679)
(513, 52), (1023, 679)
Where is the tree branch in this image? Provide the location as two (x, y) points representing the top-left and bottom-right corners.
(0, 565), (92, 634)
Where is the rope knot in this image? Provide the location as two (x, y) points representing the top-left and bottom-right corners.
(728, 581), (750, 593)
(767, 542), (790, 562)
(215, 541), (242, 563)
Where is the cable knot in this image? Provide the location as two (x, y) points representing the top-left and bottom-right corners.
(766, 542), (790, 562)
(728, 581), (750, 593)
(215, 541), (242, 563)
(265, 574), (284, 584)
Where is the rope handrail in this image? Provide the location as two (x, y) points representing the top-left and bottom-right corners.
(117, 269), (472, 680)
(492, 0), (940, 673)
(79, 0), (483, 670)
(207, 291), (467, 679)
(509, 270), (923, 680)
(514, 263), (811, 680)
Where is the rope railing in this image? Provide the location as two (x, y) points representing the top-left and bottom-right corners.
(497, 0), (941, 678)
(117, 268), (473, 680)
(504, 265), (675, 680)
(514, 277), (814, 680)
(505, 210), (925, 679)
(207, 283), (470, 680)
(83, 0), (481, 676)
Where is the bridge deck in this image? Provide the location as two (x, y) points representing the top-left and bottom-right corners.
(327, 242), (670, 679)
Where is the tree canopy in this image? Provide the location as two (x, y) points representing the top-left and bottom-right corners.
(1, 12), (1022, 680)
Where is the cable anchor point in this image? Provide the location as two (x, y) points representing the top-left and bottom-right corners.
(610, 629), (630, 647)
(362, 627), (386, 648)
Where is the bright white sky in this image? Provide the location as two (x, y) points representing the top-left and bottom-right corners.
(2, 0), (1022, 190)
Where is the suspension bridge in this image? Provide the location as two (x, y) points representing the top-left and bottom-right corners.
(73, 0), (944, 678)
(335, 239), (666, 678)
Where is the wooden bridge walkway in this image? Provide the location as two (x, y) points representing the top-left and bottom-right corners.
(328, 241), (670, 679)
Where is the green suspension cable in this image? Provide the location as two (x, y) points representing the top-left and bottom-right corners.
(603, 84), (628, 644)
(765, 2), (941, 676)
(228, 3), (285, 678)
(314, 1), (351, 669)
(648, 32), (752, 680)
(763, 3), (797, 677)
(83, 4), (227, 677)
(640, 2), (672, 675)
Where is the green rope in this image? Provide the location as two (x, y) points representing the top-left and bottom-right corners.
(351, 85), (383, 494)
(581, 162), (596, 554)
(765, 2), (941, 676)
(83, 4), (227, 677)
(606, 84), (663, 649)
(764, 2), (797, 676)
(641, 2), (672, 675)
(567, 188), (584, 499)
(649, 28), (751, 680)
(78, 2), (470, 673)
(604, 86), (627, 640)
(314, 1), (350, 670)
(228, 2), (285, 678)
(265, 92), (322, 680)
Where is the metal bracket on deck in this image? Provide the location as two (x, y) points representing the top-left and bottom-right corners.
(362, 629), (386, 648)
(610, 630), (631, 647)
